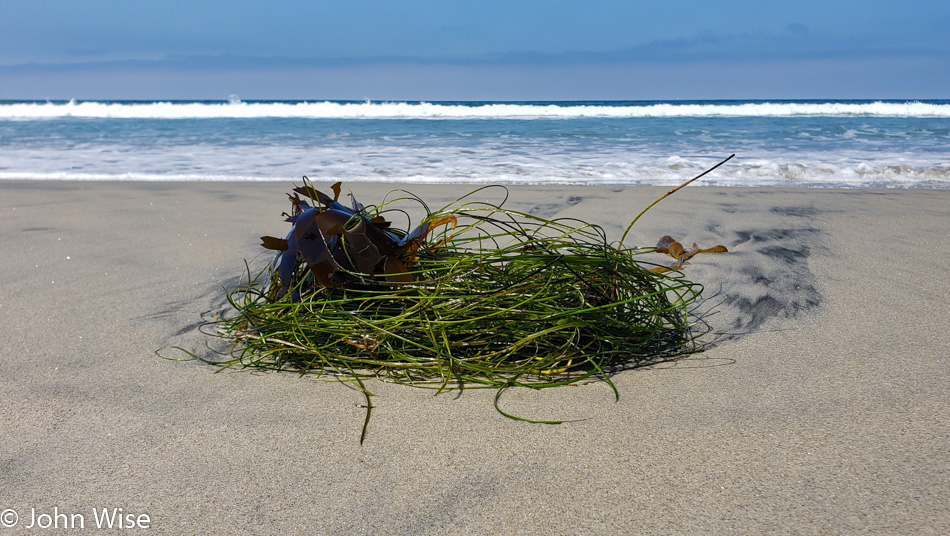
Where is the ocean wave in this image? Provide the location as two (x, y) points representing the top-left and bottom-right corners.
(2, 100), (950, 120)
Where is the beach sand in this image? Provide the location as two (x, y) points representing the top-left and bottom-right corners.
(2, 180), (948, 534)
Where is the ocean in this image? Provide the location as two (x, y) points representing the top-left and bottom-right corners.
(1, 99), (948, 188)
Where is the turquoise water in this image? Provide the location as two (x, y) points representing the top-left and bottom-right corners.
(1, 99), (948, 187)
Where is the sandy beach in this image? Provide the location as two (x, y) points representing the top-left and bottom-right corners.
(1, 179), (948, 534)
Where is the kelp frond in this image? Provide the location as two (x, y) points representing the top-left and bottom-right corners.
(192, 156), (734, 440)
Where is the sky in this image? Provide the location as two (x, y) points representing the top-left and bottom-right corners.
(1, 0), (948, 100)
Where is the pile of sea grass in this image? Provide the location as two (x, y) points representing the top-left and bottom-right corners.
(195, 156), (732, 437)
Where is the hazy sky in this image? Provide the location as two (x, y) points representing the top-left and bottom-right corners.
(1, 0), (948, 100)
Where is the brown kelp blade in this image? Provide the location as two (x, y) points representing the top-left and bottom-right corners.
(651, 235), (728, 272)
(339, 214), (458, 278)
(399, 214), (458, 253)
(371, 215), (392, 229)
(293, 183), (339, 207)
(382, 256), (414, 283)
(293, 210), (339, 288)
(260, 236), (288, 251)
(693, 244), (728, 255)
(656, 235), (685, 259)
(342, 219), (385, 274)
(314, 209), (352, 237)
(271, 183), (461, 295)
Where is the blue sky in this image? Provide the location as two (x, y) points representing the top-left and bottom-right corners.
(1, 0), (948, 100)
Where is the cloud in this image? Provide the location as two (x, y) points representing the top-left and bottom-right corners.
(3, 53), (949, 101)
(3, 25), (945, 76)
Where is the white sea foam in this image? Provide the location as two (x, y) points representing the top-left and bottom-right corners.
(3, 153), (947, 188)
(2, 100), (950, 119)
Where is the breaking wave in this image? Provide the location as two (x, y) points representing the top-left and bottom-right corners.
(3, 99), (950, 119)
